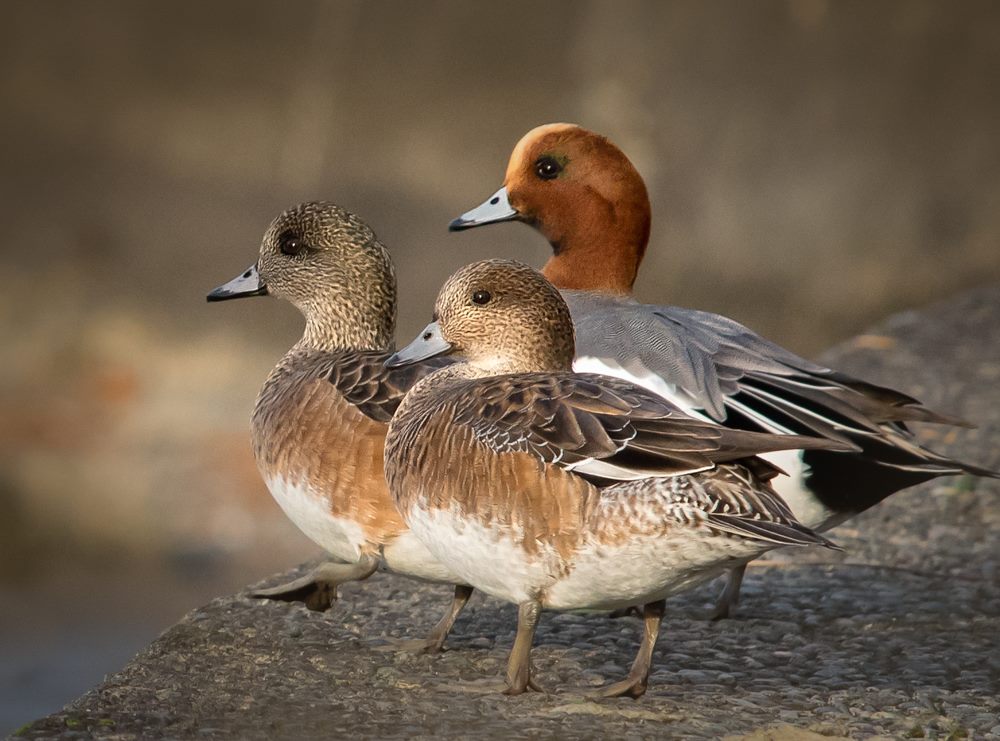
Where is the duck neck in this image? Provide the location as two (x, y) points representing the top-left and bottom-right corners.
(466, 356), (565, 377)
(539, 197), (649, 296)
(296, 299), (395, 354)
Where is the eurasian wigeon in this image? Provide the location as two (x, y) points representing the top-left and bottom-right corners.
(383, 259), (848, 696)
(451, 123), (999, 618)
(208, 201), (471, 652)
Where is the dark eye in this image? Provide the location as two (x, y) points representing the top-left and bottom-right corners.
(534, 156), (562, 180)
(472, 290), (492, 305)
(279, 232), (306, 256)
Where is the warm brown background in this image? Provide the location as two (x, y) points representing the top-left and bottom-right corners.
(2, 0), (999, 732)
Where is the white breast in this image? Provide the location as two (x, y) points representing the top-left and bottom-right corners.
(544, 531), (755, 611)
(403, 505), (559, 605)
(264, 475), (366, 563)
(381, 530), (464, 584)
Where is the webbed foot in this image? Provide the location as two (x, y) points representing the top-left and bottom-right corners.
(593, 674), (648, 699)
(421, 585), (474, 654)
(250, 558), (379, 611)
(501, 600), (543, 696)
(588, 599), (665, 700)
(502, 677), (544, 696)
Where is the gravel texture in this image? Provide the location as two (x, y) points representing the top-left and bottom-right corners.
(14, 285), (1000, 740)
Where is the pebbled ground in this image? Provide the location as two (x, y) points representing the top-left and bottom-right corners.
(15, 285), (1000, 740)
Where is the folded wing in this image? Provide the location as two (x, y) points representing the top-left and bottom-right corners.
(451, 372), (854, 484)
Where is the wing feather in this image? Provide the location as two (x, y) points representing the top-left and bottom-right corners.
(446, 372), (851, 483)
(565, 292), (982, 481)
(567, 292), (968, 429)
(328, 350), (454, 423)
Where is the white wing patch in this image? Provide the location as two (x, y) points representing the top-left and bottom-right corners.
(573, 355), (710, 421)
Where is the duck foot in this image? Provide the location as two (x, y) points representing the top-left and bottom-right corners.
(502, 678), (545, 696)
(250, 557), (379, 611)
(373, 584), (474, 655)
(502, 600), (543, 695)
(593, 673), (648, 699)
(421, 585), (474, 654)
(591, 599), (665, 699)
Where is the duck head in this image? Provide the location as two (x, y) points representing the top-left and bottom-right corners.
(208, 201), (397, 352)
(388, 259), (575, 376)
(450, 123), (651, 295)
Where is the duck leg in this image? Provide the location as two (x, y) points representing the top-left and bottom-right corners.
(503, 599), (544, 695)
(708, 564), (746, 621)
(421, 585), (475, 654)
(596, 599), (665, 698)
(250, 556), (380, 611)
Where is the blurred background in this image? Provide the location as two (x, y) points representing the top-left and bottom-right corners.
(2, 0), (999, 732)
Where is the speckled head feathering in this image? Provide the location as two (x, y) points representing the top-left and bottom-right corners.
(257, 201), (398, 352)
(431, 259), (576, 375)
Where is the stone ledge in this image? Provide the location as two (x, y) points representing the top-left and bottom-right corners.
(17, 285), (1000, 740)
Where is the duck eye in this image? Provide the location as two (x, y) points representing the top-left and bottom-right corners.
(471, 290), (492, 305)
(279, 233), (306, 256)
(534, 156), (562, 181)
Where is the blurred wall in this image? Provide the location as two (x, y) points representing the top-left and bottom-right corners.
(1, 0), (999, 573)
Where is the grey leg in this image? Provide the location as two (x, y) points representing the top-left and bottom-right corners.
(503, 600), (543, 695)
(709, 564), (746, 621)
(596, 599), (665, 699)
(250, 556), (380, 611)
(421, 585), (474, 654)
